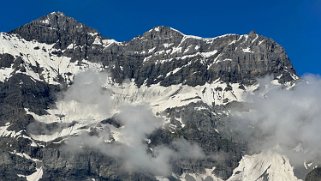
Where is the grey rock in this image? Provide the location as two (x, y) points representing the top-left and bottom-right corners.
(0, 53), (14, 68)
(10, 14), (296, 87)
(0, 12), (301, 181)
(305, 168), (321, 181)
(10, 12), (100, 50)
(0, 151), (36, 180)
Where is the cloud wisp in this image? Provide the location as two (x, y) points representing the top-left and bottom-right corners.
(59, 71), (204, 176)
(64, 104), (204, 176)
(229, 75), (321, 166)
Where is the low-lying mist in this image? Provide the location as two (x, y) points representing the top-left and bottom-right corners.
(29, 70), (321, 176)
(229, 75), (321, 167)
(57, 71), (204, 176)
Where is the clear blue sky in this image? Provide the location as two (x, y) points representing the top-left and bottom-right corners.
(0, 0), (320, 75)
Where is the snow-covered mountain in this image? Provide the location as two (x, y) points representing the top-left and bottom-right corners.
(0, 12), (315, 181)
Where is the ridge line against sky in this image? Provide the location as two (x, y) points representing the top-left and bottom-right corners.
(0, 0), (320, 75)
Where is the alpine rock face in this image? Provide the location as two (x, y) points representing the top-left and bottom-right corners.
(0, 12), (313, 181)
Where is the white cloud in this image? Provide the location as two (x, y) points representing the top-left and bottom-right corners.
(229, 74), (321, 166)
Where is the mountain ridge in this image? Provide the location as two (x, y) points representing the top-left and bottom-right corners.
(0, 12), (312, 181)
(7, 12), (298, 87)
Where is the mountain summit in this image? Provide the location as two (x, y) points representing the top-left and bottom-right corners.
(9, 12), (297, 86)
(10, 12), (100, 49)
(0, 12), (310, 181)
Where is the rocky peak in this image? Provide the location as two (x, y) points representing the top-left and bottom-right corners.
(48, 11), (65, 16)
(248, 30), (257, 36)
(10, 12), (99, 49)
(5, 12), (297, 87)
(124, 26), (184, 53)
(142, 26), (184, 40)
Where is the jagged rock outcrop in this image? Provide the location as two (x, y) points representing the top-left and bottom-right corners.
(305, 168), (321, 181)
(10, 13), (296, 87)
(11, 12), (99, 50)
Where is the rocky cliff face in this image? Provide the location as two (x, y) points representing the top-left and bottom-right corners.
(0, 12), (308, 181)
(11, 12), (296, 87)
(11, 12), (99, 50)
(305, 168), (321, 181)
